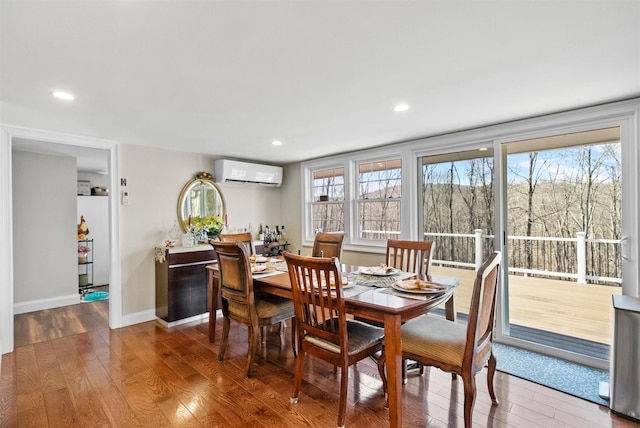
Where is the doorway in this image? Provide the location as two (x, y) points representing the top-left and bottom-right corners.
(501, 128), (622, 362)
(0, 125), (122, 355)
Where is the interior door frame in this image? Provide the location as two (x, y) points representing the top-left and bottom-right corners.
(492, 102), (639, 370)
(0, 125), (123, 355)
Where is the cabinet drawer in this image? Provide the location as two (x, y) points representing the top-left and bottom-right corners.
(168, 249), (216, 266)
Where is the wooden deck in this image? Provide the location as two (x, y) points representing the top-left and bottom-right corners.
(431, 265), (621, 345)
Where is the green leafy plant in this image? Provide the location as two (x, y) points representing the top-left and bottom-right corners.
(185, 215), (224, 237)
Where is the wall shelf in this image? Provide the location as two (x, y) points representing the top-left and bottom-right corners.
(78, 239), (93, 291)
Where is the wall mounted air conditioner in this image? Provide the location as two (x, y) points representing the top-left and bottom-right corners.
(214, 159), (283, 187)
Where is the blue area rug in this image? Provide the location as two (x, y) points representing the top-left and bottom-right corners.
(493, 343), (609, 405)
(82, 291), (109, 302)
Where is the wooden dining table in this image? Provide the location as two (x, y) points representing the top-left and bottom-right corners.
(206, 262), (459, 428)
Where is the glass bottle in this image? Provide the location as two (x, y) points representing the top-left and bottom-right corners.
(280, 225), (287, 244)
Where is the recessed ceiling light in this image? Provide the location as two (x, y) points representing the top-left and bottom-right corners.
(272, 140), (282, 146)
(51, 91), (74, 101)
(393, 104), (409, 112)
(479, 147), (489, 151)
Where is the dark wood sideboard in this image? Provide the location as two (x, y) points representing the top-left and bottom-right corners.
(155, 245), (217, 323)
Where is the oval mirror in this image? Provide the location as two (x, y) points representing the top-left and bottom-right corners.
(177, 174), (226, 232)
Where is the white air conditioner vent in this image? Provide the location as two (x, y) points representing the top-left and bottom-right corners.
(214, 159), (282, 187)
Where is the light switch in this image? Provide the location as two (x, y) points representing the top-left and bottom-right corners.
(121, 190), (130, 206)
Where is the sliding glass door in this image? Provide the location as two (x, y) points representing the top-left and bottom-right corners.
(501, 128), (622, 361)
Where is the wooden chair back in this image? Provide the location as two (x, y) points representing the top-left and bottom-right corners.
(219, 232), (256, 256)
(284, 252), (347, 351)
(311, 232), (344, 259)
(465, 251), (501, 370)
(385, 239), (434, 274)
(211, 241), (256, 323)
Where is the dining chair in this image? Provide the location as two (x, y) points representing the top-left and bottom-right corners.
(385, 239), (434, 274)
(311, 232), (345, 260)
(384, 251), (501, 428)
(385, 239), (434, 379)
(218, 231), (256, 255)
(211, 241), (296, 378)
(283, 251), (386, 428)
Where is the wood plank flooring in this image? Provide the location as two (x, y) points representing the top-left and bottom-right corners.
(2, 302), (639, 427)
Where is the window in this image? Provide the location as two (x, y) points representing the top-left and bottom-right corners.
(311, 167), (344, 233)
(357, 158), (402, 240)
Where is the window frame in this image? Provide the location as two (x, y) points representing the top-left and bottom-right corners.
(309, 164), (346, 236)
(354, 157), (403, 243)
(302, 147), (412, 252)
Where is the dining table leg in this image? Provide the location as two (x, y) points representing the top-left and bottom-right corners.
(384, 313), (403, 428)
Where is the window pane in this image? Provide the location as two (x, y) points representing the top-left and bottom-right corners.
(356, 158), (402, 240)
(312, 203), (344, 233)
(358, 159), (402, 199)
(313, 167), (344, 201)
(311, 167), (345, 234)
(357, 201), (400, 239)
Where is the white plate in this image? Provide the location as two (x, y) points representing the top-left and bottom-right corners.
(254, 256), (268, 263)
(391, 279), (450, 294)
(252, 266), (275, 275)
(359, 266), (401, 276)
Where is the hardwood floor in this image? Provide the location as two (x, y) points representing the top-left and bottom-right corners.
(2, 304), (639, 427)
(13, 289), (109, 348)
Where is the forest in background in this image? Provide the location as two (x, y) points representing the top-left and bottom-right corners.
(422, 143), (621, 283)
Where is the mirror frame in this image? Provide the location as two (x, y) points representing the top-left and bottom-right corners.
(177, 177), (226, 232)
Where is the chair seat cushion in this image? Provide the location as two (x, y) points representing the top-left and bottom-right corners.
(228, 294), (294, 323)
(401, 315), (466, 367)
(304, 319), (384, 356)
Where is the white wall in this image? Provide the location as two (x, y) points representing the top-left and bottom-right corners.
(118, 143), (283, 317)
(12, 151), (77, 304)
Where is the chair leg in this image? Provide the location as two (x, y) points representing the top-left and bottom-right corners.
(291, 352), (306, 404)
(290, 320), (297, 357)
(402, 358), (407, 384)
(337, 363), (349, 428)
(246, 324), (259, 378)
(487, 352), (499, 405)
(462, 373), (477, 428)
(218, 316), (231, 362)
(377, 351), (387, 401)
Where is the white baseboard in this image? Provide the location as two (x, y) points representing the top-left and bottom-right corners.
(120, 309), (156, 327)
(14, 294), (81, 315)
(155, 312), (210, 328)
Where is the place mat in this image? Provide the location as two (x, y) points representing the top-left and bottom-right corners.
(379, 287), (443, 301)
(267, 261), (289, 272)
(346, 270), (414, 288)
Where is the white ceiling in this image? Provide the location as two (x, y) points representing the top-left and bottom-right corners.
(1, 1), (639, 170)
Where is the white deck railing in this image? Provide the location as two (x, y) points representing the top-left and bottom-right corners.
(424, 230), (622, 285)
